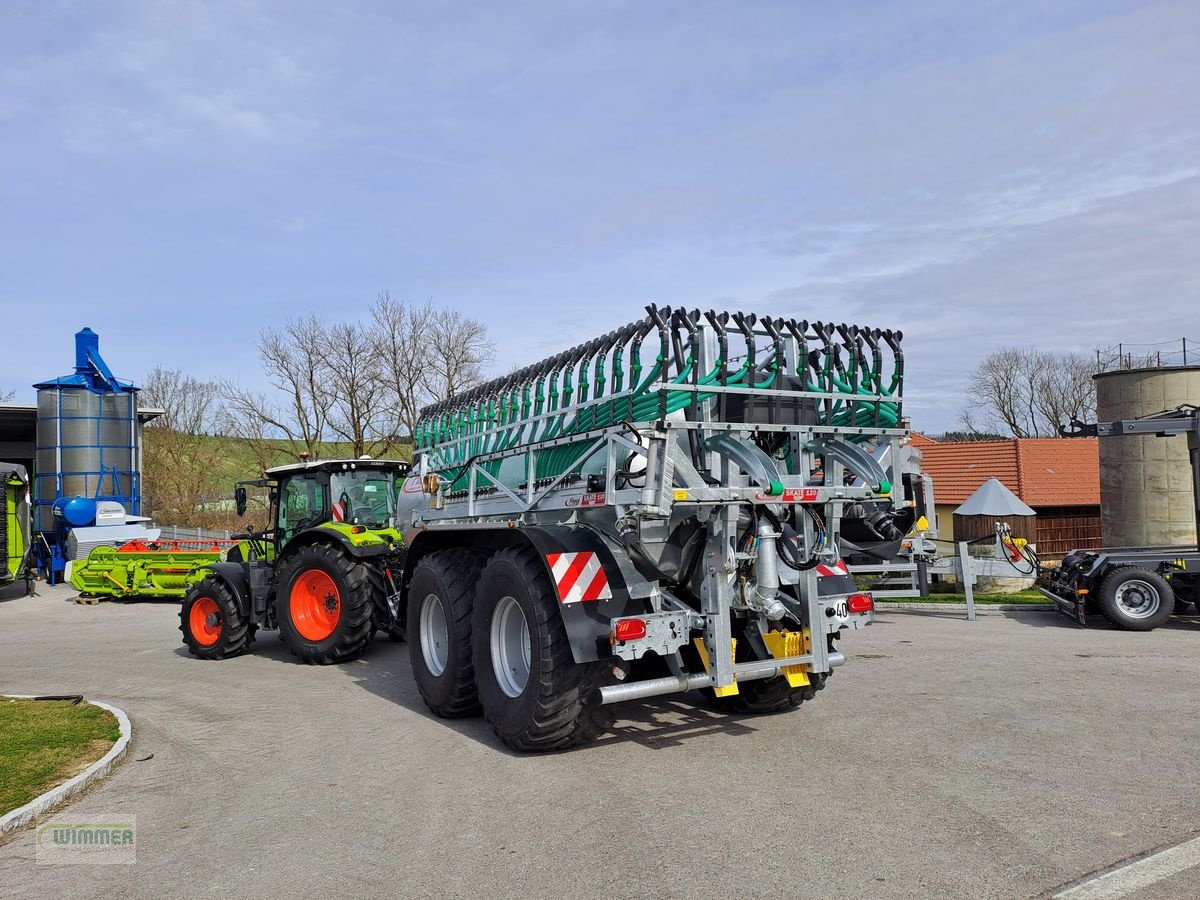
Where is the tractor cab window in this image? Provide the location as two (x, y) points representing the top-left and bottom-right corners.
(330, 470), (396, 529)
(277, 476), (328, 543)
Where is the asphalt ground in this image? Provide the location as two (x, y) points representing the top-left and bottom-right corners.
(1, 581), (1198, 899)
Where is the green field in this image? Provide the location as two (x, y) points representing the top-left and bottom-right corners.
(0, 698), (121, 815)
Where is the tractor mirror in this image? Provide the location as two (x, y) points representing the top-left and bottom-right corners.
(235, 486), (248, 517)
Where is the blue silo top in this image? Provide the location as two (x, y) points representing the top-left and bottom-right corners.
(33, 327), (138, 394)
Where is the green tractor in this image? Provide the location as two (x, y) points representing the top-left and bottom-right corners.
(180, 458), (410, 664)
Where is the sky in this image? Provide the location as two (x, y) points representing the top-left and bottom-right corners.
(1, 0), (1198, 432)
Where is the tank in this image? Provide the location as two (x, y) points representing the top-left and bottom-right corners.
(1095, 366), (1200, 546)
(32, 328), (141, 534)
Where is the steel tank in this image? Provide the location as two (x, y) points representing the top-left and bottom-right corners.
(33, 328), (140, 533)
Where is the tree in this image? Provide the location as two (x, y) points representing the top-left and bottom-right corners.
(371, 295), (495, 439)
(960, 347), (1096, 438)
(140, 368), (230, 527)
(371, 294), (433, 441)
(223, 316), (339, 467)
(0, 388), (13, 402)
(423, 306), (495, 401)
(226, 297), (495, 466)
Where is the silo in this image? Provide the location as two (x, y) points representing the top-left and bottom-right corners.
(1094, 366), (1200, 546)
(32, 328), (141, 535)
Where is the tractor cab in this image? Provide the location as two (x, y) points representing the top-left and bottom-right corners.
(233, 458), (410, 554)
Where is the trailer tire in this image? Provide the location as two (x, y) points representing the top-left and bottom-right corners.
(1099, 567), (1174, 631)
(407, 549), (485, 718)
(276, 543), (376, 664)
(180, 577), (256, 660)
(709, 672), (827, 714)
(472, 547), (611, 751)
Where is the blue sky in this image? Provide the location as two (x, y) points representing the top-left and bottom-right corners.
(2, 0), (1197, 431)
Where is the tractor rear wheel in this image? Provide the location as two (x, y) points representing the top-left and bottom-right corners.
(276, 543), (376, 664)
(471, 547), (611, 751)
(407, 549), (486, 717)
(180, 577), (256, 660)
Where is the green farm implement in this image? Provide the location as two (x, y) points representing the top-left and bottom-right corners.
(69, 540), (248, 599)
(2, 462), (33, 593)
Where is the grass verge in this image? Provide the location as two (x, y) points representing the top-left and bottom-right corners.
(881, 589), (1051, 605)
(0, 698), (120, 816)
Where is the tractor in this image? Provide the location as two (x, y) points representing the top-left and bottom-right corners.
(179, 458), (410, 663)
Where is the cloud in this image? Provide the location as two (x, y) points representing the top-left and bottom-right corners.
(0, 0), (1196, 435)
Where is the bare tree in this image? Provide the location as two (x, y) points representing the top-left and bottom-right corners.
(423, 306), (495, 402)
(961, 347), (1096, 438)
(323, 319), (393, 457)
(371, 296), (495, 438)
(225, 298), (494, 469)
(222, 317), (336, 464)
(0, 388), (13, 403)
(140, 368), (231, 527)
(371, 294), (431, 441)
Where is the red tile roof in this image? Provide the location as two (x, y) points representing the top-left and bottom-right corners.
(907, 432), (940, 448)
(917, 438), (1098, 507)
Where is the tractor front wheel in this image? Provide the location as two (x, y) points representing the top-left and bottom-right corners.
(276, 544), (376, 664)
(180, 577), (256, 660)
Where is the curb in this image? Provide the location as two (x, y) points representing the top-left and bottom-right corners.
(875, 602), (1054, 613)
(0, 697), (132, 836)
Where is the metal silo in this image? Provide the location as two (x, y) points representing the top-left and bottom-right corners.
(1094, 365), (1200, 546)
(32, 328), (141, 540)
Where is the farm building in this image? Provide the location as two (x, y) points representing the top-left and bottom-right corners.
(916, 435), (1101, 561)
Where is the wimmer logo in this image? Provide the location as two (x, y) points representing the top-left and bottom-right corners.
(36, 816), (136, 865)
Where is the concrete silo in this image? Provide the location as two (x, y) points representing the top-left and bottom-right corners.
(1094, 366), (1200, 546)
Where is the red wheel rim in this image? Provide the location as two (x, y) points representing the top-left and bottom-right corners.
(189, 596), (222, 646)
(290, 569), (340, 641)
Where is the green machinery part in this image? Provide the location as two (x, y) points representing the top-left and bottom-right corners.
(69, 542), (258, 599)
(2, 466), (30, 587)
(414, 306), (904, 491)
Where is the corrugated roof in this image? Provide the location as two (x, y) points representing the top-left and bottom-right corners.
(919, 438), (1098, 507)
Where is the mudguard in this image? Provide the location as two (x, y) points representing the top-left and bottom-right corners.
(520, 525), (648, 663)
(200, 562), (254, 618)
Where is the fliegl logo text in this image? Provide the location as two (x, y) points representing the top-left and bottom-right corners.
(36, 816), (136, 865)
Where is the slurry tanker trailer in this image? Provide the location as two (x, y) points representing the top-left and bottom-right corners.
(180, 305), (914, 751)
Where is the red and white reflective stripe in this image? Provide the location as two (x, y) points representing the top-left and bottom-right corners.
(546, 552), (612, 604)
(815, 559), (849, 577)
(331, 501), (345, 522)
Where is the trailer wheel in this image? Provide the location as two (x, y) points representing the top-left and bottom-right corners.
(407, 549), (486, 717)
(275, 543), (375, 664)
(710, 672), (827, 715)
(1099, 567), (1174, 631)
(180, 577), (256, 660)
(472, 547), (611, 751)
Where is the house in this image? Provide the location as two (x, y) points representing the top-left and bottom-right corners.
(915, 435), (1101, 560)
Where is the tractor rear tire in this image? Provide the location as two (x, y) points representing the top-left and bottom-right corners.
(407, 549), (486, 717)
(275, 543), (376, 664)
(1098, 567), (1174, 631)
(709, 672), (827, 714)
(472, 547), (611, 751)
(180, 577), (256, 660)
